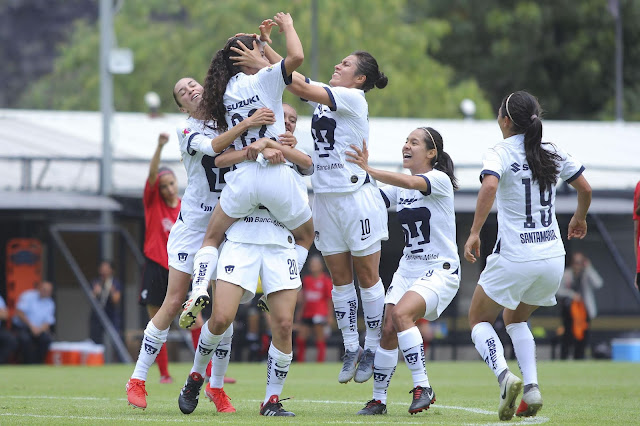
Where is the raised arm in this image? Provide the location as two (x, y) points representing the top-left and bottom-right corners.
(567, 174), (592, 240)
(345, 141), (428, 191)
(148, 133), (169, 185)
(273, 12), (303, 77)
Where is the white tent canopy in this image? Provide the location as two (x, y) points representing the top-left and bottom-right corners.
(1, 109), (638, 197)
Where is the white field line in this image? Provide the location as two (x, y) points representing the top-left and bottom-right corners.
(2, 395), (549, 424)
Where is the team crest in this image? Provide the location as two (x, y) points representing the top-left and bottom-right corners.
(274, 369), (288, 379)
(373, 372), (387, 382)
(214, 348), (229, 359)
(225, 265), (235, 274)
(178, 252), (188, 262)
(198, 345), (213, 356)
(405, 353), (419, 365)
(334, 310), (346, 320)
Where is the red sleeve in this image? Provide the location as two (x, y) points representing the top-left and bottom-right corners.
(633, 181), (640, 221)
(143, 179), (158, 208)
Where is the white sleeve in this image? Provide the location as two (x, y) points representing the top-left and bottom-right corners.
(480, 146), (504, 182)
(419, 171), (451, 197)
(176, 122), (217, 156)
(553, 144), (585, 184)
(325, 86), (366, 116)
(255, 59), (290, 104)
(379, 185), (399, 209)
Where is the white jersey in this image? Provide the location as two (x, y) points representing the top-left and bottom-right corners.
(224, 60), (289, 167)
(176, 117), (230, 232)
(380, 170), (459, 277)
(480, 134), (585, 261)
(225, 206), (295, 249)
(303, 79), (370, 193)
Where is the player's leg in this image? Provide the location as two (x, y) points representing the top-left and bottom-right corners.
(357, 303), (397, 416)
(352, 247), (385, 383)
(260, 288), (297, 417)
(469, 284), (521, 421)
(127, 267), (190, 409)
(295, 321), (310, 362)
(324, 251), (363, 383)
(179, 280), (243, 414)
(146, 305), (171, 383)
(312, 320), (326, 362)
(393, 288), (436, 414)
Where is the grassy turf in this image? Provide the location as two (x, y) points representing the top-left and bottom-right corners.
(0, 360), (637, 425)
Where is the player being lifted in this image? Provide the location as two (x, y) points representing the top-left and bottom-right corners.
(180, 12), (315, 330)
(347, 127), (460, 415)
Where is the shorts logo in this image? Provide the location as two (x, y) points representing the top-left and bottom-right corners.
(140, 289), (148, 300)
(287, 236), (293, 244)
(214, 348), (228, 359)
(178, 252), (188, 262)
(510, 162), (521, 173)
(144, 343), (158, 355)
(386, 286), (393, 296)
(334, 310), (346, 320)
(350, 175), (358, 183)
(405, 352), (419, 365)
(423, 270), (433, 278)
(225, 265), (235, 274)
(314, 231), (320, 241)
(198, 345), (213, 356)
(200, 203), (213, 212)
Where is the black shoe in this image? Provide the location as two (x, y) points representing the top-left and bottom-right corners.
(357, 399), (387, 415)
(178, 372), (204, 414)
(260, 395), (295, 417)
(408, 386), (436, 414)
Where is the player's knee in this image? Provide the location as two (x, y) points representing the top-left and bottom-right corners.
(272, 316), (293, 339)
(391, 306), (413, 331)
(210, 312), (232, 335)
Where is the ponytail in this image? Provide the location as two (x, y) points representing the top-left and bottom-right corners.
(352, 50), (387, 92)
(501, 91), (560, 192)
(434, 151), (459, 191)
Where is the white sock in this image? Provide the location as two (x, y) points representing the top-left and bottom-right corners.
(398, 326), (429, 387)
(372, 347), (398, 404)
(192, 246), (218, 292)
(131, 320), (168, 381)
(471, 322), (509, 381)
(210, 323), (233, 388)
(191, 321), (224, 376)
(264, 343), (293, 405)
(359, 279), (384, 351)
(332, 283), (359, 352)
(506, 322), (538, 386)
(294, 244), (308, 271)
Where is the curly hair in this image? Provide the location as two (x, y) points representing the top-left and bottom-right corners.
(197, 35), (258, 131)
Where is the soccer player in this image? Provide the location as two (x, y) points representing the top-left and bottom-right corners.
(463, 91), (592, 420)
(295, 254), (334, 362)
(125, 75), (275, 411)
(182, 13), (315, 329)
(178, 161), (312, 416)
(346, 128), (460, 415)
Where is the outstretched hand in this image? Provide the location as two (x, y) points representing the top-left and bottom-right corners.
(230, 40), (270, 70)
(273, 12), (293, 32)
(157, 132), (169, 147)
(259, 19), (276, 43)
(345, 139), (370, 172)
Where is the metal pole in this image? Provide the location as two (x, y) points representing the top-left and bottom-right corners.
(100, 0), (114, 259)
(614, 5), (623, 122)
(311, 0), (318, 81)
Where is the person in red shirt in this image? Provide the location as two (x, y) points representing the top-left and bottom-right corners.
(295, 255), (334, 362)
(138, 133), (181, 383)
(633, 181), (640, 290)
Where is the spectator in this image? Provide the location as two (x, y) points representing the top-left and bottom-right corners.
(13, 280), (55, 364)
(557, 252), (603, 359)
(295, 255), (334, 362)
(0, 294), (18, 363)
(633, 180), (640, 290)
(89, 260), (122, 344)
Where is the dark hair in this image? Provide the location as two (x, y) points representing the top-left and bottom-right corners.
(352, 51), (388, 92)
(198, 35), (258, 131)
(499, 91), (561, 192)
(419, 127), (458, 190)
(157, 166), (175, 177)
(172, 90), (182, 108)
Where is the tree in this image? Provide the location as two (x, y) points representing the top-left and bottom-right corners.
(416, 0), (640, 120)
(19, 0), (493, 119)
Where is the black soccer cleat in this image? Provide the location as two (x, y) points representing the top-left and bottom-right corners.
(357, 399), (387, 415)
(178, 372), (204, 414)
(408, 385), (436, 414)
(260, 395), (295, 417)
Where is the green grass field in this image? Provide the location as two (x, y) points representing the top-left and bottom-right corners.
(0, 361), (637, 425)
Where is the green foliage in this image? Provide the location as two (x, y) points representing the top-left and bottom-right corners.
(421, 0), (640, 120)
(19, 0), (492, 118)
